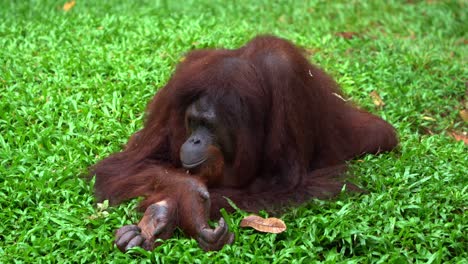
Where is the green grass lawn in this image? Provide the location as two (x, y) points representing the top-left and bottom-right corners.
(1, 0), (466, 263)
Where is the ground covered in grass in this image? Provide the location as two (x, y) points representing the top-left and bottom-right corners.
(1, 0), (466, 263)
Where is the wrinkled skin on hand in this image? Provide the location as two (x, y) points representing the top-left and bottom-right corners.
(115, 178), (234, 252)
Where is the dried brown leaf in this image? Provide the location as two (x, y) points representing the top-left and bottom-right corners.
(336, 32), (359, 39)
(240, 215), (286, 234)
(449, 131), (468, 145)
(63, 0), (76, 12)
(369, 90), (385, 108)
(459, 109), (468, 122)
(303, 47), (320, 57)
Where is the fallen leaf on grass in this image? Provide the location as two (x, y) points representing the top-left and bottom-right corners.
(278, 15), (287, 23)
(240, 215), (287, 234)
(459, 109), (468, 122)
(369, 90), (385, 108)
(63, 0), (76, 12)
(422, 116), (436, 121)
(449, 131), (468, 145)
(303, 47), (320, 57)
(336, 32), (359, 39)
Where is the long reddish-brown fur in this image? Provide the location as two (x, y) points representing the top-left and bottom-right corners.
(91, 35), (398, 250)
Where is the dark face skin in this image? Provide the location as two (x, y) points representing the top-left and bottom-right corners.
(180, 96), (233, 169)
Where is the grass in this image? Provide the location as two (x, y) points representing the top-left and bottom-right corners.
(0, 0), (466, 263)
